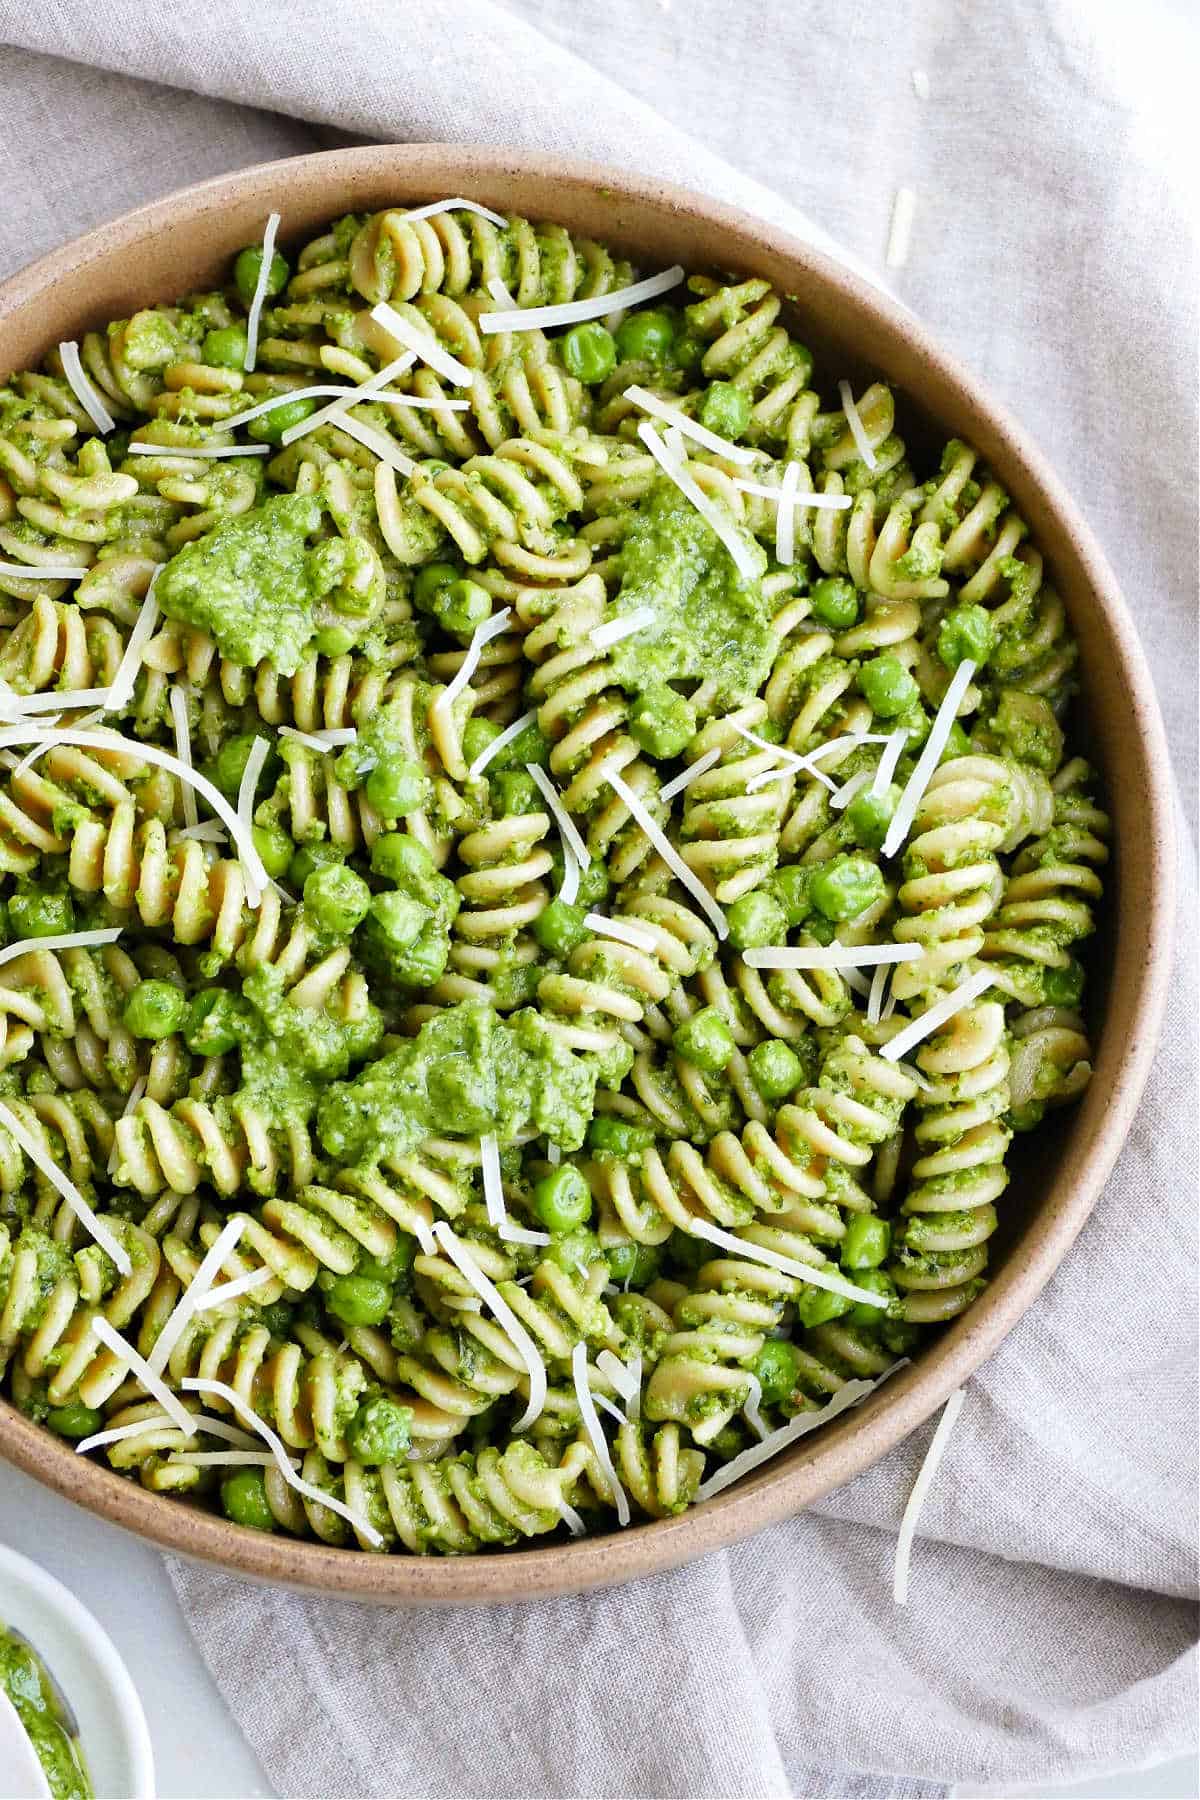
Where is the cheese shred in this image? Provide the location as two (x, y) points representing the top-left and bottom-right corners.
(243, 212), (281, 375)
(893, 1388), (966, 1605)
(571, 1342), (631, 1527)
(0, 1100), (131, 1275)
(481, 265), (684, 334)
(432, 1224), (548, 1432)
(58, 340), (116, 434)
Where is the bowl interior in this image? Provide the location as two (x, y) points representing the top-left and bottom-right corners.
(0, 145), (1174, 1603)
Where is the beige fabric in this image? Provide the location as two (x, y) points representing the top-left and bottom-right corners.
(0, 2), (1195, 1794)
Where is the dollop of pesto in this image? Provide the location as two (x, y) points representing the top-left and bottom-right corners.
(606, 480), (771, 705)
(0, 1627), (92, 1799)
(155, 493), (384, 676)
(317, 999), (629, 1165)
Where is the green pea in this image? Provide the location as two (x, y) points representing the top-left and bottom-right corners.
(628, 685), (696, 760)
(938, 603), (994, 671)
(491, 770), (541, 817)
(605, 1242), (661, 1288)
(845, 784), (898, 851)
(202, 326), (249, 370)
(346, 1395), (412, 1466)
(842, 1267), (898, 1326)
(672, 1006), (736, 1076)
(220, 1467), (275, 1532)
(251, 821), (293, 880)
(841, 1213), (891, 1270)
(365, 757), (429, 820)
(699, 381), (752, 440)
(123, 978), (186, 1041)
(357, 1237), (416, 1285)
(1043, 959), (1086, 1007)
(368, 891), (427, 948)
(314, 625), (356, 657)
(940, 720), (972, 763)
(747, 1038), (803, 1102)
(183, 987), (245, 1057)
(412, 561), (460, 615)
(795, 1282), (853, 1328)
(246, 396), (318, 444)
(767, 864), (814, 927)
(462, 717), (500, 770)
(326, 1273), (392, 1327)
(586, 1116), (653, 1160)
(751, 1339), (802, 1406)
(809, 853), (885, 923)
(8, 890), (74, 940)
(287, 841), (345, 888)
(437, 578), (491, 639)
(615, 308), (676, 364)
(532, 1164), (593, 1232)
(233, 244), (290, 307)
(210, 732), (262, 799)
(370, 832), (434, 885)
(859, 654), (920, 719)
(670, 331), (705, 371)
(46, 1401), (104, 1440)
(809, 575), (860, 630)
(304, 863), (371, 937)
(561, 322), (617, 385)
(728, 888), (787, 950)
(532, 896), (589, 955)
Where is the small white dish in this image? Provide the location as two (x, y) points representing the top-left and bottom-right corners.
(0, 1545), (154, 1798)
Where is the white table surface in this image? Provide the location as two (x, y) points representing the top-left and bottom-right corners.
(0, 1454), (1194, 1798)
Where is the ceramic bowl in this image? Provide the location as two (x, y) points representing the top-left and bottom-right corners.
(0, 1544), (154, 1797)
(0, 145), (1174, 1604)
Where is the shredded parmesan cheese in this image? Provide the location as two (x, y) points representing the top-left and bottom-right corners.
(583, 913), (658, 954)
(107, 1078), (146, 1176)
(605, 766), (727, 940)
(435, 607), (512, 718)
(182, 1375), (382, 1546)
(886, 187), (917, 271)
(401, 196), (508, 228)
(776, 459), (801, 566)
(169, 685), (198, 828)
(480, 1132), (505, 1230)
(195, 1266), (273, 1312)
(481, 265), (684, 334)
(467, 708), (535, 778)
(838, 380), (879, 471)
(557, 1498), (587, 1538)
(0, 1100), (131, 1275)
(596, 1349), (641, 1406)
(696, 1370), (898, 1501)
(177, 821), (228, 844)
(880, 659), (976, 859)
(743, 1372), (769, 1440)
(732, 723), (838, 793)
(867, 963), (891, 1026)
(831, 768), (872, 813)
(894, 1388), (966, 1605)
(498, 1222), (551, 1247)
(278, 725), (355, 755)
(127, 442), (269, 459)
(74, 1409), (260, 1458)
(571, 1342), (631, 1526)
(731, 476), (851, 511)
(685, 1217), (888, 1307)
(169, 1451), (287, 1469)
(0, 687), (116, 718)
(637, 422), (759, 581)
(432, 1224), (548, 1432)
(370, 301), (473, 386)
(659, 746), (721, 802)
(526, 763), (591, 896)
(234, 735), (272, 903)
(880, 969), (993, 1063)
(0, 926), (120, 974)
(106, 574), (162, 711)
(243, 211), (281, 374)
(324, 407), (419, 477)
(589, 605), (655, 650)
(873, 727), (909, 797)
(743, 943), (922, 972)
(0, 561), (91, 581)
(58, 340), (116, 434)
(623, 385), (757, 467)
(91, 1317), (194, 1433)
(147, 1216), (247, 1377)
(278, 356), (417, 445)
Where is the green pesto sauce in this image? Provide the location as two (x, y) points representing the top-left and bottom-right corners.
(0, 1628), (92, 1800)
(155, 493), (324, 676)
(607, 481), (772, 706)
(234, 964), (383, 1128)
(318, 999), (630, 1165)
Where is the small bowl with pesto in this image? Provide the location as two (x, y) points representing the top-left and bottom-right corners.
(0, 1545), (153, 1799)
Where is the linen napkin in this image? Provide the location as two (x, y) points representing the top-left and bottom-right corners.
(0, 2), (1196, 1795)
